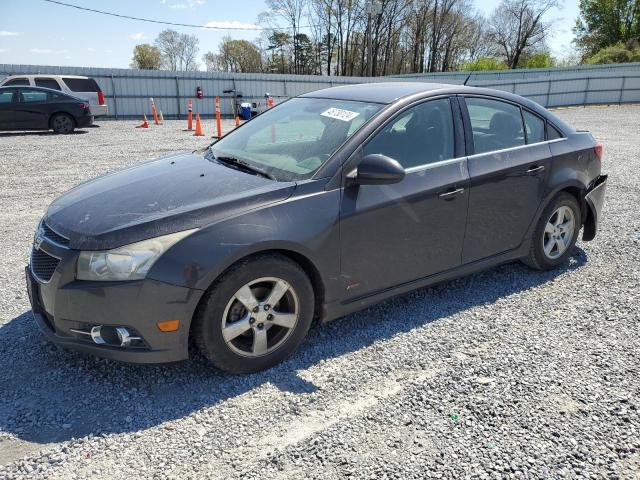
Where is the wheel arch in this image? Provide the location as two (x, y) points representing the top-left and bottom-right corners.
(188, 247), (326, 347)
(48, 111), (77, 129)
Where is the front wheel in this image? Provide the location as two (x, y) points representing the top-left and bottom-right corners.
(192, 254), (315, 374)
(51, 113), (75, 134)
(524, 192), (581, 270)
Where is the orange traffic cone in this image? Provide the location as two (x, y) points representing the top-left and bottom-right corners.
(136, 114), (149, 128)
(193, 113), (204, 136)
(235, 115), (240, 127)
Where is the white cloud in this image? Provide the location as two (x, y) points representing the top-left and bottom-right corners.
(0, 48), (8, 53)
(202, 20), (259, 30)
(30, 48), (68, 54)
(129, 32), (146, 40)
(0, 31), (22, 36)
(87, 47), (96, 52)
(168, 0), (203, 8)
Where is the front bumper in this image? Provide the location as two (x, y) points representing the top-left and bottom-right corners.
(583, 174), (608, 241)
(25, 241), (203, 363)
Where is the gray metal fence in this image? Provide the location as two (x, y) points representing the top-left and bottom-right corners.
(2, 62), (640, 119)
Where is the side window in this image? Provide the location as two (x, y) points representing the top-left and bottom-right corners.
(0, 91), (14, 103)
(4, 78), (29, 86)
(62, 77), (100, 92)
(465, 97), (524, 154)
(547, 123), (564, 140)
(363, 98), (454, 169)
(20, 89), (50, 103)
(523, 110), (545, 144)
(35, 78), (61, 90)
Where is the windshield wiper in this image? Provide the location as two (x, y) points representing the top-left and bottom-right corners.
(213, 153), (275, 180)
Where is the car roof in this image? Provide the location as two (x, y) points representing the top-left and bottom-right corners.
(301, 81), (574, 132)
(2, 74), (89, 79)
(301, 82), (455, 104)
(0, 85), (84, 100)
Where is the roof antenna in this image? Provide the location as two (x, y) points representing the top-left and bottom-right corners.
(463, 73), (472, 86)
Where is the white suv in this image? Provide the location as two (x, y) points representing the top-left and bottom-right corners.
(0, 74), (108, 116)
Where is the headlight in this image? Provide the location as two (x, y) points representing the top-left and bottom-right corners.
(76, 229), (197, 281)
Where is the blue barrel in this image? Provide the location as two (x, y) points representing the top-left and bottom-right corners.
(240, 103), (252, 120)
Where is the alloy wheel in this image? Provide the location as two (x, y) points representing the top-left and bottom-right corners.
(53, 115), (73, 133)
(221, 277), (299, 357)
(542, 205), (575, 260)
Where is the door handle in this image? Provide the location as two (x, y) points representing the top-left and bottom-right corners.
(525, 165), (545, 174)
(439, 187), (465, 199)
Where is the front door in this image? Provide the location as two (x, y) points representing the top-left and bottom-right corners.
(0, 89), (16, 129)
(460, 96), (551, 263)
(15, 89), (51, 129)
(340, 97), (469, 299)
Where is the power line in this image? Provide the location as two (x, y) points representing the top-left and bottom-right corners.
(41, 0), (311, 31)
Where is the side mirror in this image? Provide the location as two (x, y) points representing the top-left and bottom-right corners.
(349, 154), (405, 186)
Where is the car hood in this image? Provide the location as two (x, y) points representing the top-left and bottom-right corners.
(45, 151), (296, 250)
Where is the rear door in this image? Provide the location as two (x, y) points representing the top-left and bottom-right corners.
(460, 95), (551, 263)
(339, 96), (469, 297)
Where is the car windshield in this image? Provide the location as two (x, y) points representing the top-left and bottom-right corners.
(209, 97), (383, 181)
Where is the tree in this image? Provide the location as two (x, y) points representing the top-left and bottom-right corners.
(486, 0), (558, 69)
(204, 37), (263, 72)
(586, 39), (640, 63)
(154, 29), (200, 71)
(574, 0), (640, 56)
(266, 32), (292, 73)
(461, 56), (508, 70)
(262, 0), (306, 73)
(130, 44), (162, 69)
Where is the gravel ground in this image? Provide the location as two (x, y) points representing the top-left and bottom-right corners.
(0, 108), (639, 479)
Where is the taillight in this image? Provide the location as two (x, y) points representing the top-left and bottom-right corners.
(80, 102), (89, 109)
(594, 142), (603, 162)
(98, 90), (105, 105)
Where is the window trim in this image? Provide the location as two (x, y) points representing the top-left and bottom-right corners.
(359, 95), (462, 172)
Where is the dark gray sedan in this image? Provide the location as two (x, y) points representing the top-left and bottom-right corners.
(26, 82), (607, 373)
(0, 85), (93, 133)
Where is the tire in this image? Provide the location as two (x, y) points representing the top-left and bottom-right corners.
(50, 113), (75, 134)
(524, 192), (581, 270)
(192, 254), (315, 374)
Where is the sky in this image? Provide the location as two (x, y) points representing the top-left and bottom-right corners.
(0, 0), (581, 69)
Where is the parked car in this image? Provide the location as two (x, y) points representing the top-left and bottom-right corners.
(26, 82), (607, 373)
(0, 86), (93, 133)
(0, 74), (108, 116)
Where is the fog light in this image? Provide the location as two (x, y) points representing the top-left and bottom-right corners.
(156, 320), (180, 332)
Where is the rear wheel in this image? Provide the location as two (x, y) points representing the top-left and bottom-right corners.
(524, 192), (581, 270)
(51, 113), (75, 134)
(192, 254), (314, 374)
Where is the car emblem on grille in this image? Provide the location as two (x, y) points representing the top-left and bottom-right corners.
(34, 227), (45, 251)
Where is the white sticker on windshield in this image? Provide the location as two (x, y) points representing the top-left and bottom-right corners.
(320, 107), (360, 122)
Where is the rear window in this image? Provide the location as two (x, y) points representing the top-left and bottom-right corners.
(62, 77), (100, 92)
(35, 78), (61, 90)
(4, 78), (29, 86)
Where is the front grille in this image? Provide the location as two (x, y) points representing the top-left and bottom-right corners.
(31, 248), (60, 282)
(42, 222), (70, 246)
